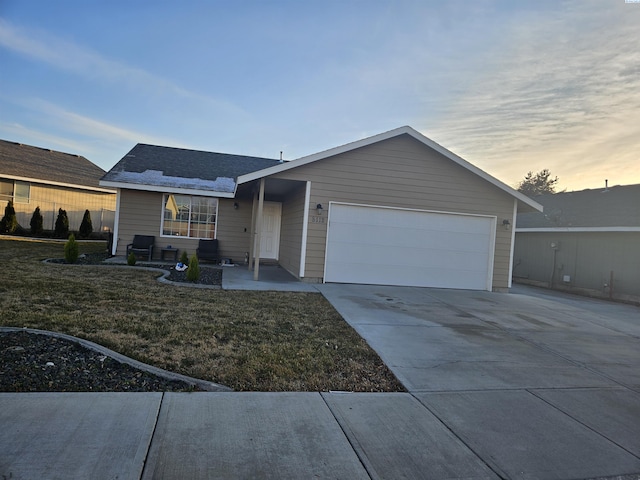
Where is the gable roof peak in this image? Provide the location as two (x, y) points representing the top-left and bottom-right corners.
(237, 125), (542, 213)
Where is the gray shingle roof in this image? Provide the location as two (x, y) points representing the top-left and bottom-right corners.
(0, 139), (107, 189)
(517, 184), (640, 228)
(101, 144), (281, 194)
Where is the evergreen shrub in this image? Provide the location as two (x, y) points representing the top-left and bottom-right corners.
(186, 255), (200, 282)
(30, 206), (44, 236)
(64, 234), (79, 263)
(79, 209), (93, 238)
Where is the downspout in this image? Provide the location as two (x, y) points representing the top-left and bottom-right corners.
(253, 178), (265, 281)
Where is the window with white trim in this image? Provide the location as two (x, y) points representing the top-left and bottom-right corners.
(0, 179), (12, 203)
(14, 181), (30, 203)
(162, 194), (217, 238)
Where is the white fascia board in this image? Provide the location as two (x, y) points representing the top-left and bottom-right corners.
(3, 174), (116, 194)
(98, 180), (235, 198)
(516, 227), (640, 233)
(236, 126), (543, 213)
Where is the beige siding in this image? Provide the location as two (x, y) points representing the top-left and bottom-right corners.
(215, 198), (253, 263)
(8, 182), (115, 231)
(115, 190), (165, 258)
(272, 134), (514, 289)
(116, 191), (250, 262)
(278, 183), (307, 277)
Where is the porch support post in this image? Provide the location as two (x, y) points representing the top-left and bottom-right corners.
(248, 189), (258, 271)
(253, 178), (266, 281)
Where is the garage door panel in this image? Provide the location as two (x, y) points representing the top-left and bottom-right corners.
(326, 241), (489, 269)
(325, 204), (495, 290)
(329, 224), (491, 253)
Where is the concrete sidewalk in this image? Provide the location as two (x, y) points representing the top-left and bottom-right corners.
(0, 392), (498, 479)
(2, 283), (640, 479)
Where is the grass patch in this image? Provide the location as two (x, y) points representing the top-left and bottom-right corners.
(0, 237), (404, 392)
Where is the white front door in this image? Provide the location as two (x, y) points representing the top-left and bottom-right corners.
(255, 202), (282, 260)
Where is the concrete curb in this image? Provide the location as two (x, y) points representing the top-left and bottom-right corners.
(1, 327), (232, 392)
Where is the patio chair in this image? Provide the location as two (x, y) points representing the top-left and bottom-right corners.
(196, 239), (220, 263)
(126, 235), (155, 261)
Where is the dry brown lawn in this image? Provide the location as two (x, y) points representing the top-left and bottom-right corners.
(0, 237), (404, 392)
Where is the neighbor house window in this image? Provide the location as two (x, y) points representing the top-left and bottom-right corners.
(14, 181), (30, 203)
(0, 179), (12, 203)
(162, 194), (217, 238)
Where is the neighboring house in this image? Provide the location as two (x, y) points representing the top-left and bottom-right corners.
(0, 139), (117, 232)
(100, 126), (541, 291)
(515, 183), (640, 303)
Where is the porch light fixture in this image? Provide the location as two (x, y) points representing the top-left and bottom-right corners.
(233, 202), (239, 210)
(502, 219), (511, 229)
(316, 203), (323, 215)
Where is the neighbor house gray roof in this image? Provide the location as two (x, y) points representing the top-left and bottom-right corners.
(100, 144), (281, 196)
(0, 139), (111, 191)
(517, 183), (640, 229)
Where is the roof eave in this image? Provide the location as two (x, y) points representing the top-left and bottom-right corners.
(4, 174), (115, 194)
(98, 180), (236, 198)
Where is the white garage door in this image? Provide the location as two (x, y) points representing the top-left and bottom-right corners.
(324, 203), (495, 290)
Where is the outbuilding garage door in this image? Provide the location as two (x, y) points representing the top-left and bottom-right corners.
(324, 203), (495, 290)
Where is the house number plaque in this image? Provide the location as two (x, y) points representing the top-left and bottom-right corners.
(310, 216), (325, 224)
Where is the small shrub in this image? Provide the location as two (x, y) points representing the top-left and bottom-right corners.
(186, 255), (200, 282)
(79, 209), (93, 238)
(64, 234), (79, 263)
(54, 208), (69, 238)
(180, 250), (189, 265)
(30, 206), (44, 236)
(0, 200), (19, 234)
(127, 252), (137, 266)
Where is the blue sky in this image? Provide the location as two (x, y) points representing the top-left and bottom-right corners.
(1, 0), (638, 191)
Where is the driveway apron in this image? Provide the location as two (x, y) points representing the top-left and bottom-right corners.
(317, 283), (640, 479)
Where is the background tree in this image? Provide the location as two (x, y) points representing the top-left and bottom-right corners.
(54, 208), (69, 238)
(30, 206), (44, 236)
(0, 200), (19, 234)
(516, 169), (559, 196)
(79, 209), (93, 238)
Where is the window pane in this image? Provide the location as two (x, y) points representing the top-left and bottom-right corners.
(0, 179), (13, 203)
(162, 194), (217, 238)
(14, 181), (30, 203)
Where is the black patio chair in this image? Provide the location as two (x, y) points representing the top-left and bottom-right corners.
(196, 239), (220, 264)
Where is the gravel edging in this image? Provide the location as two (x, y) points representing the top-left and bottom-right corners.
(1, 327), (232, 392)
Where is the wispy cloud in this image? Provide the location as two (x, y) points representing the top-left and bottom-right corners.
(0, 18), (246, 118)
(425, 2), (640, 190)
(0, 97), (191, 168)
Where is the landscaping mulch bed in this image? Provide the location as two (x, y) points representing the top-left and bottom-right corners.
(166, 266), (222, 286)
(49, 252), (223, 286)
(0, 330), (199, 392)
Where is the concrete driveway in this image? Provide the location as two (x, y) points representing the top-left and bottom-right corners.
(317, 283), (640, 479)
(2, 283), (639, 479)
